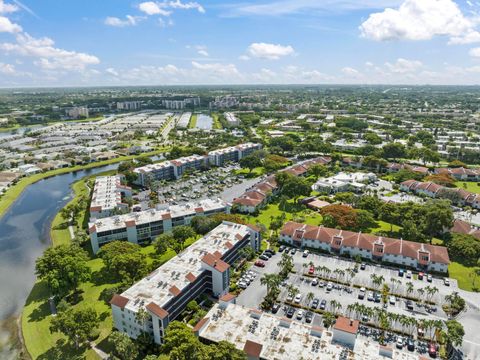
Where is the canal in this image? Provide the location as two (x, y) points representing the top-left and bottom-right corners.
(0, 163), (119, 321)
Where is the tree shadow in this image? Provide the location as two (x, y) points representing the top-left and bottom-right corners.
(25, 281), (51, 323)
(37, 339), (86, 360)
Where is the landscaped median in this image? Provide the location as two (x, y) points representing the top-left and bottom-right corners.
(0, 148), (168, 220)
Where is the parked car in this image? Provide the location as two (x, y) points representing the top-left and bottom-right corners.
(311, 298), (319, 309)
(302, 250), (309, 258)
(308, 265), (315, 275)
(367, 291), (374, 301)
(389, 296), (396, 305)
(238, 281), (247, 289)
(296, 309), (304, 320)
(259, 255), (269, 261)
(262, 251), (273, 258)
(360, 263), (366, 270)
(272, 303), (280, 314)
(305, 311), (313, 323)
(254, 260), (265, 267)
(294, 293), (303, 304)
(265, 249), (276, 255)
(427, 274), (433, 282)
(407, 338), (415, 351)
(311, 278), (318, 286)
(318, 280), (325, 287)
(443, 278), (450, 286)
(320, 299), (327, 310)
(396, 336), (404, 349)
(326, 282), (333, 292)
(286, 307), (295, 318)
(286, 294), (294, 302)
(418, 272), (424, 280)
(278, 245), (286, 252)
(374, 292), (381, 303)
(398, 269), (404, 277)
(358, 287), (366, 300)
(428, 343), (437, 357)
(406, 300), (414, 310)
(406, 270), (412, 279)
(290, 248), (297, 255)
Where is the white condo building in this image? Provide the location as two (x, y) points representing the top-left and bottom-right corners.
(89, 175), (132, 219)
(110, 222), (261, 344)
(89, 199), (229, 253)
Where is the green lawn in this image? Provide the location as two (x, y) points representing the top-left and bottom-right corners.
(211, 113), (223, 130)
(448, 261), (480, 292)
(188, 114), (197, 129)
(0, 149), (168, 220)
(455, 181), (480, 194)
(235, 167), (266, 178)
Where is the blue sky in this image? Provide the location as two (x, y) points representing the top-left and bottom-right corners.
(1, 0), (480, 86)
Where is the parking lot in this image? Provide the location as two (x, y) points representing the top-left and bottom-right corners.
(132, 164), (260, 210)
(235, 248), (467, 359)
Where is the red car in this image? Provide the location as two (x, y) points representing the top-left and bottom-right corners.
(255, 260), (265, 267)
(418, 272), (424, 280)
(308, 265), (315, 275)
(428, 343), (437, 358)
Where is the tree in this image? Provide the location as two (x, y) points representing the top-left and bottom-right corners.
(378, 202), (400, 234)
(109, 331), (139, 360)
(307, 164), (328, 178)
(260, 273), (281, 296)
(153, 233), (174, 256)
(239, 153), (262, 173)
(320, 204), (357, 230)
(280, 176), (311, 202)
(50, 307), (98, 349)
(35, 244), (91, 298)
(444, 320), (465, 348)
(382, 142), (406, 160)
(323, 312), (336, 328)
(99, 241), (148, 284)
(172, 225), (196, 253)
(447, 233), (480, 265)
(422, 200), (453, 243)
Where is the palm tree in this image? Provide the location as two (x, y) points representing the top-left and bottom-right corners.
(306, 292), (315, 305)
(426, 286), (439, 303)
(323, 312), (336, 329)
(417, 288), (425, 304)
(406, 282), (414, 298)
(371, 274), (385, 290)
(330, 300), (341, 314)
(260, 273), (281, 295)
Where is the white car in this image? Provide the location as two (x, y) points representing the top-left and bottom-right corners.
(237, 281), (247, 289)
(312, 278), (318, 286)
(294, 293), (303, 304)
(367, 291), (374, 301)
(389, 296), (396, 305)
(396, 336), (404, 349)
(326, 282), (333, 291)
(406, 270), (412, 279)
(286, 294), (294, 302)
(302, 250), (309, 258)
(444, 278), (450, 286)
(297, 309), (304, 320)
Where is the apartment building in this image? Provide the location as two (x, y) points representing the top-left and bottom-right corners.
(89, 175), (132, 219)
(66, 106), (89, 119)
(208, 143), (261, 166)
(223, 112), (240, 127)
(117, 101), (142, 111)
(89, 199), (229, 253)
(133, 143), (261, 187)
(400, 180), (480, 209)
(280, 221), (450, 273)
(110, 222), (261, 344)
(434, 167), (480, 181)
(232, 156), (331, 214)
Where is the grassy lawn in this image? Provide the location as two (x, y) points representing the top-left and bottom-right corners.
(211, 113), (223, 130)
(235, 167), (266, 178)
(448, 261), (480, 292)
(188, 114), (197, 129)
(0, 149), (168, 220)
(455, 181), (480, 194)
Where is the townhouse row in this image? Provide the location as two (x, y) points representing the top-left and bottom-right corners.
(232, 156), (332, 213)
(88, 199), (229, 253)
(280, 221), (450, 273)
(400, 180), (480, 209)
(133, 143), (261, 187)
(110, 222), (261, 344)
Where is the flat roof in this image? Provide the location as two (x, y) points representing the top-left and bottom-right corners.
(91, 175), (129, 212)
(90, 198), (227, 233)
(121, 222), (252, 312)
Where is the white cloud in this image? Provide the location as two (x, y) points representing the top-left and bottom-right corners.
(359, 0), (480, 44)
(0, 15), (21, 32)
(239, 55), (250, 61)
(0, 33), (100, 71)
(341, 67), (360, 76)
(0, 0), (17, 14)
(106, 67), (119, 76)
(139, 1), (204, 16)
(191, 61), (240, 77)
(139, 1), (171, 16)
(104, 15), (142, 27)
(385, 58), (422, 73)
(246, 42), (295, 60)
(0, 62), (15, 74)
(469, 47), (480, 57)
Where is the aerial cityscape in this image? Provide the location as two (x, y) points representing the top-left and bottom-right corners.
(0, 1), (480, 360)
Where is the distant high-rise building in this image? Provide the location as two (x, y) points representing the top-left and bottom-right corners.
(117, 101), (142, 111)
(66, 106), (89, 119)
(209, 96), (239, 109)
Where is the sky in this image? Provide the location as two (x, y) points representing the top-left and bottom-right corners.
(2, 0), (480, 86)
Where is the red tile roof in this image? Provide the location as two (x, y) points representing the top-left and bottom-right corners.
(243, 340), (263, 358)
(334, 317), (359, 334)
(192, 317), (209, 333)
(162, 213), (172, 220)
(146, 302), (169, 319)
(185, 272), (197, 282)
(169, 285), (181, 296)
(125, 220), (136, 227)
(201, 253), (230, 272)
(219, 292), (236, 302)
(109, 294), (129, 309)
